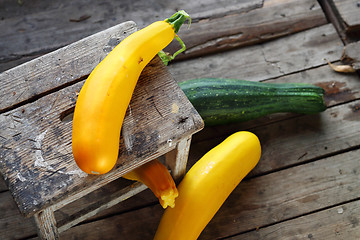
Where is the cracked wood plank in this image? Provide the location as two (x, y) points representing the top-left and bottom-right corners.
(3, 99), (360, 239)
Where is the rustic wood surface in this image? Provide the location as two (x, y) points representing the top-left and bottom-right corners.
(1, 0), (360, 239)
(0, 34), (203, 218)
(343, 41), (360, 69)
(333, 0), (360, 33)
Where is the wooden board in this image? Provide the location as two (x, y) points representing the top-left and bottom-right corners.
(168, 24), (343, 82)
(231, 200), (360, 239)
(333, 0), (360, 33)
(0, 21), (137, 113)
(0, 0), (263, 72)
(56, 147), (360, 239)
(0, 0), (326, 71)
(166, 0), (327, 60)
(0, 191), (37, 239)
(343, 41), (360, 70)
(2, 65), (359, 239)
(0, 23), (203, 217)
(319, 0), (360, 42)
(1, 0), (360, 239)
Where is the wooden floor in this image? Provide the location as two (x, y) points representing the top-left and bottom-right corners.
(1, 0), (360, 239)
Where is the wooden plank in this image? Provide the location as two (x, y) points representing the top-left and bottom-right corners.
(57, 182), (147, 233)
(0, 0), (262, 72)
(333, 0), (360, 33)
(60, 204), (163, 240)
(343, 41), (360, 70)
(198, 149), (360, 239)
(165, 136), (192, 181)
(58, 147), (360, 239)
(53, 178), (157, 225)
(0, 179), (156, 240)
(0, 55), (203, 217)
(318, 0), (360, 43)
(34, 207), (59, 240)
(0, 21), (137, 113)
(230, 200), (360, 239)
(166, 0), (327, 60)
(168, 24), (343, 82)
(0, 191), (37, 240)
(3, 62), (359, 239)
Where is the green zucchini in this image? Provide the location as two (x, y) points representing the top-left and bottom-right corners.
(178, 78), (327, 126)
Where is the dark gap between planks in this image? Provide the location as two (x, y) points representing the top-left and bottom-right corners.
(218, 196), (360, 240)
(0, 74), (88, 115)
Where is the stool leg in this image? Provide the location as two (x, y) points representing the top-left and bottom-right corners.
(165, 136), (192, 181)
(34, 206), (59, 240)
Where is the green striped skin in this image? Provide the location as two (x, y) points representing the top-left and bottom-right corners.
(178, 78), (327, 126)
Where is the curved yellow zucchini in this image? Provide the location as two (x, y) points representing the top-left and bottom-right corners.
(154, 131), (261, 240)
(72, 11), (190, 174)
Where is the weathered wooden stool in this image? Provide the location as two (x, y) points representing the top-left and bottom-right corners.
(0, 21), (203, 239)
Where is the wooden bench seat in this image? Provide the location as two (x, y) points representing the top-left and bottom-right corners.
(0, 21), (203, 239)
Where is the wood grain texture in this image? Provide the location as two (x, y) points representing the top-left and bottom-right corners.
(34, 207), (59, 239)
(0, 0), (262, 72)
(0, 21), (137, 113)
(199, 148), (360, 239)
(165, 136), (192, 181)
(333, 0), (360, 33)
(0, 191), (37, 239)
(166, 0), (327, 60)
(57, 182), (147, 233)
(2, 61), (357, 239)
(0, 49), (203, 217)
(343, 41), (360, 70)
(168, 24), (343, 82)
(58, 148), (360, 239)
(1, 0), (360, 239)
(230, 200), (360, 240)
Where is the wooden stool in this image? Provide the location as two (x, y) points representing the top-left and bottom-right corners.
(0, 21), (203, 239)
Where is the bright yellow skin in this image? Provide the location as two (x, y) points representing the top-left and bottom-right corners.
(154, 131), (261, 240)
(72, 21), (175, 174)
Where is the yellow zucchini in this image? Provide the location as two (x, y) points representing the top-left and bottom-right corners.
(154, 131), (261, 240)
(72, 11), (190, 174)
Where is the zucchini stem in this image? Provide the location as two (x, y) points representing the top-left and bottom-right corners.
(158, 35), (187, 65)
(164, 10), (191, 33)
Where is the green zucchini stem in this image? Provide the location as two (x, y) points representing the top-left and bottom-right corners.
(165, 10), (191, 33)
(158, 35), (187, 66)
